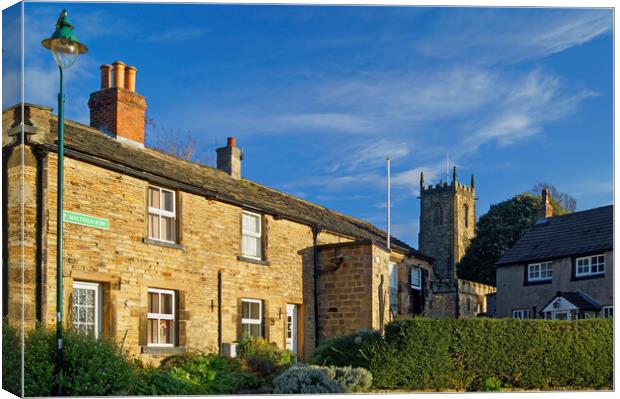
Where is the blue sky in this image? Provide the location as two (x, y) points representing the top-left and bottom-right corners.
(2, 2), (613, 246)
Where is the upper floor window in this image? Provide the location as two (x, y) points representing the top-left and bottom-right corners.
(388, 262), (398, 314)
(528, 262), (552, 282)
(147, 288), (175, 347)
(410, 267), (422, 291)
(242, 211), (262, 259)
(463, 204), (469, 227)
(148, 185), (176, 243)
(433, 206), (443, 226)
(241, 298), (263, 338)
(576, 254), (605, 277)
(512, 309), (533, 319)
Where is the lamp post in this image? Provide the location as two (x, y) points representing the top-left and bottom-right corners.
(41, 10), (87, 395)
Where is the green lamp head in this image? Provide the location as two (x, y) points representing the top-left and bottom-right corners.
(41, 9), (88, 69)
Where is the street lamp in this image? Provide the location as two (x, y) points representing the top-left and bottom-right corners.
(41, 9), (87, 395)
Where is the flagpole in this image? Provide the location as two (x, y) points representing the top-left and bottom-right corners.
(386, 155), (391, 251)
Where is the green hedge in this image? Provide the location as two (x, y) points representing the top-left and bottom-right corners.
(373, 318), (613, 391)
(312, 318), (613, 391)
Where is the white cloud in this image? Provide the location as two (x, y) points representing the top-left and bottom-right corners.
(146, 26), (208, 43)
(464, 70), (597, 152)
(415, 9), (612, 65)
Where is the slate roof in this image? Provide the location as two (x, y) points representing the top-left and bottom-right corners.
(541, 291), (602, 312)
(26, 109), (429, 259)
(496, 205), (613, 266)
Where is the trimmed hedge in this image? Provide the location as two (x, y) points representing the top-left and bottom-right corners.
(371, 318), (613, 391)
(312, 318), (613, 391)
(309, 328), (381, 368)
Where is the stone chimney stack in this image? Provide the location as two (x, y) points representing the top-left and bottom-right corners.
(538, 188), (554, 219)
(216, 137), (242, 179)
(88, 61), (147, 147)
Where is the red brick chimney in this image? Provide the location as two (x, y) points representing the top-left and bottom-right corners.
(538, 188), (554, 219)
(88, 61), (146, 147)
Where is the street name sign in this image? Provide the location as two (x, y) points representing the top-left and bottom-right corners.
(63, 211), (109, 230)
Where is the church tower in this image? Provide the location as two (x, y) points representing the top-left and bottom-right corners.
(419, 166), (476, 280)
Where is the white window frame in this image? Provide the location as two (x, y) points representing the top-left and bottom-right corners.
(148, 185), (176, 243)
(388, 262), (398, 314)
(411, 267), (422, 290)
(528, 262), (553, 282)
(147, 288), (176, 347)
(72, 281), (102, 338)
(603, 306), (613, 318)
(241, 298), (263, 338)
(512, 309), (533, 319)
(575, 254), (605, 277)
(241, 211), (262, 260)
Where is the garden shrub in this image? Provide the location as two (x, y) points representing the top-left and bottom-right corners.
(2, 319), (22, 396)
(370, 317), (613, 391)
(131, 367), (197, 395)
(273, 364), (342, 394)
(159, 352), (263, 394)
(4, 325), (136, 396)
(309, 328), (380, 368)
(237, 337), (294, 376)
(54, 329), (135, 396)
(319, 365), (373, 392)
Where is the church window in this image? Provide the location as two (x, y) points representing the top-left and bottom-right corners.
(463, 204), (469, 227)
(433, 206), (443, 226)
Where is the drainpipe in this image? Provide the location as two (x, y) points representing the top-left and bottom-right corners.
(2, 140), (19, 317)
(312, 224), (321, 348)
(31, 143), (47, 323)
(217, 270), (222, 354)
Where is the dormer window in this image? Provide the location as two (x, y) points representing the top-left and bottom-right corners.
(576, 254), (605, 277)
(528, 262), (552, 282)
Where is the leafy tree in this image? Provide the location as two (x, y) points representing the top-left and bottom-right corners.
(531, 182), (576, 212)
(457, 192), (568, 285)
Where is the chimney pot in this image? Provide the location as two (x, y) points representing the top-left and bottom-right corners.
(112, 61), (126, 88)
(89, 61), (147, 147)
(125, 66), (137, 92)
(100, 64), (112, 89)
(227, 137), (236, 148)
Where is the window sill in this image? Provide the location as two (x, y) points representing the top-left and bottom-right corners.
(523, 279), (552, 286)
(237, 255), (270, 266)
(141, 346), (186, 355)
(571, 273), (605, 281)
(143, 238), (184, 250)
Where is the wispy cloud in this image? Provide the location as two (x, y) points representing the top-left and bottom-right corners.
(463, 70), (596, 152)
(146, 26), (208, 43)
(415, 9), (612, 65)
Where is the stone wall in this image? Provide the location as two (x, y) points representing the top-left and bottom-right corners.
(34, 150), (360, 362)
(4, 145), (38, 329)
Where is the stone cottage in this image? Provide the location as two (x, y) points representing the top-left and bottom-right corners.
(3, 61), (439, 362)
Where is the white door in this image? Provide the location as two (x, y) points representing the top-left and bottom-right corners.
(285, 304), (298, 353)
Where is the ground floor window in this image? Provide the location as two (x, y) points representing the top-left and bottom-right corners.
(147, 288), (175, 346)
(241, 299), (263, 338)
(542, 310), (579, 320)
(512, 309), (533, 319)
(603, 306), (613, 318)
(72, 281), (102, 338)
